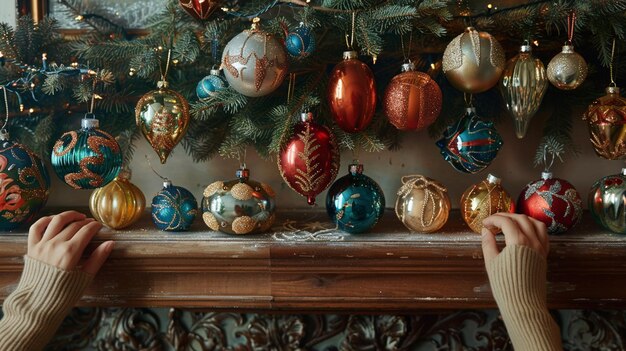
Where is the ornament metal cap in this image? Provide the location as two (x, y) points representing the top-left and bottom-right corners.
(117, 168), (131, 180)
(606, 86), (620, 94)
(300, 112), (314, 122)
(81, 117), (99, 129)
(466, 107), (477, 114)
(0, 129), (8, 141)
(343, 50), (358, 60)
(541, 171), (553, 180)
(401, 61), (416, 72)
(561, 45), (575, 53)
(157, 80), (169, 89)
(622, 168), (626, 176)
(464, 27), (476, 33)
(349, 163), (364, 175)
(486, 174), (501, 184)
(236, 168), (250, 181)
(163, 180), (172, 188)
(520, 44), (532, 53)
(210, 68), (221, 76)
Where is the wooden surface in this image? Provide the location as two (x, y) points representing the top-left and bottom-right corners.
(1, 209), (625, 312)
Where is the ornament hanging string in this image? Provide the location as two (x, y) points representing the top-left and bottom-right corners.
(145, 155), (169, 181)
(400, 31), (414, 63)
(610, 38), (617, 87)
(464, 93), (474, 107)
(0, 86), (8, 132)
(87, 77), (98, 118)
(159, 49), (173, 85)
(567, 12), (577, 45)
(345, 12), (356, 50)
(238, 148), (247, 169)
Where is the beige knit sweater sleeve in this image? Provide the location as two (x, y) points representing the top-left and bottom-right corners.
(0, 256), (93, 351)
(486, 245), (563, 351)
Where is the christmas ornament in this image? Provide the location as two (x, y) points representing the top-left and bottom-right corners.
(500, 42), (548, 138)
(135, 82), (190, 164)
(196, 68), (227, 100)
(547, 44), (588, 90)
(221, 18), (288, 97)
(395, 175), (450, 233)
(151, 180), (197, 231)
(179, 0), (221, 20)
(284, 22), (316, 59)
(583, 86), (626, 160)
(202, 167), (276, 235)
(436, 107), (503, 174)
(89, 169), (146, 230)
(278, 112), (340, 205)
(327, 50), (377, 133)
(442, 27), (505, 94)
(589, 169), (626, 234)
(326, 162), (385, 234)
(461, 174), (514, 233)
(0, 130), (50, 231)
(51, 116), (122, 190)
(383, 61), (442, 131)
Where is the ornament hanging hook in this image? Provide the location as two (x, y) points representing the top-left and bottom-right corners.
(464, 93), (474, 107)
(610, 38), (617, 87)
(145, 154), (169, 181)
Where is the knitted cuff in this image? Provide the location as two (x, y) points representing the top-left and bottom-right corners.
(0, 256), (93, 351)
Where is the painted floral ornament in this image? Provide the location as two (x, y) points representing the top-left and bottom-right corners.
(151, 179), (197, 231)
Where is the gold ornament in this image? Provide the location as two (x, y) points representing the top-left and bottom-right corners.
(547, 45), (587, 90)
(460, 174), (514, 234)
(395, 175), (450, 233)
(203, 212), (220, 231)
(500, 43), (548, 138)
(583, 86), (626, 159)
(232, 216), (257, 235)
(442, 27), (505, 93)
(89, 169), (146, 229)
(135, 87), (190, 164)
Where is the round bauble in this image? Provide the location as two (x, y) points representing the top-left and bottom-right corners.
(583, 86), (626, 160)
(202, 168), (276, 235)
(51, 117), (121, 190)
(442, 27), (505, 94)
(327, 50), (377, 133)
(395, 175), (450, 233)
(461, 174), (515, 233)
(151, 180), (197, 231)
(547, 44), (587, 90)
(179, 0), (221, 20)
(285, 23), (315, 59)
(89, 169), (146, 229)
(500, 43), (548, 139)
(196, 69), (227, 100)
(589, 169), (626, 234)
(278, 112), (339, 205)
(326, 163), (385, 234)
(384, 62), (442, 131)
(0, 132), (50, 231)
(135, 86), (190, 164)
(221, 20), (288, 97)
(436, 107), (503, 174)
(517, 172), (582, 234)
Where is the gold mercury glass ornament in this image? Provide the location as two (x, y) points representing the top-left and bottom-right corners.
(89, 169), (146, 229)
(460, 174), (515, 234)
(583, 85), (626, 160)
(547, 44), (588, 90)
(395, 175), (450, 233)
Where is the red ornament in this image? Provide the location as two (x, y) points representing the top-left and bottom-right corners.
(278, 112), (340, 205)
(179, 0), (221, 20)
(517, 172), (583, 234)
(383, 62), (442, 131)
(327, 50), (377, 133)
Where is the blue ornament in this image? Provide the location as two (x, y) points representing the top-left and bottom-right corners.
(151, 180), (198, 231)
(0, 131), (50, 231)
(285, 23), (315, 59)
(326, 163), (385, 234)
(436, 107), (503, 174)
(196, 69), (227, 100)
(51, 117), (122, 189)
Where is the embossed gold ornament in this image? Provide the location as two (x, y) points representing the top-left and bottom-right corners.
(135, 87), (190, 164)
(442, 27), (505, 94)
(460, 174), (515, 233)
(89, 169), (146, 229)
(583, 86), (626, 160)
(547, 44), (587, 90)
(395, 175), (450, 233)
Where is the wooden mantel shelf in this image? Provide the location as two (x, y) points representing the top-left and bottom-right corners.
(1, 209), (625, 312)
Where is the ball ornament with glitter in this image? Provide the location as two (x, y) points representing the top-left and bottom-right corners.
(461, 174), (515, 233)
(326, 162), (385, 234)
(442, 27), (505, 94)
(582, 86), (626, 160)
(589, 169), (626, 234)
(221, 18), (288, 97)
(151, 180), (197, 231)
(196, 68), (227, 100)
(547, 44), (587, 90)
(383, 62), (442, 131)
(51, 116), (121, 190)
(395, 175), (449, 233)
(202, 167), (276, 235)
(285, 22), (315, 59)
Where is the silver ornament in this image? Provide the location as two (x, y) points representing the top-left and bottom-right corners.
(547, 44), (587, 90)
(589, 168), (626, 234)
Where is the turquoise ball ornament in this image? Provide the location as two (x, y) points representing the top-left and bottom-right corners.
(589, 169), (626, 234)
(0, 130), (50, 231)
(326, 163), (385, 234)
(51, 117), (122, 189)
(196, 69), (227, 100)
(436, 107), (503, 174)
(151, 180), (198, 231)
(285, 23), (315, 59)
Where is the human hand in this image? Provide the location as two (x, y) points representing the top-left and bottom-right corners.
(481, 213), (549, 264)
(27, 211), (114, 275)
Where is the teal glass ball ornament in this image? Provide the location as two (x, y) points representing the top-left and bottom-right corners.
(326, 163), (385, 234)
(285, 23), (315, 59)
(51, 117), (122, 189)
(0, 130), (50, 231)
(151, 180), (198, 231)
(196, 69), (227, 100)
(589, 169), (626, 234)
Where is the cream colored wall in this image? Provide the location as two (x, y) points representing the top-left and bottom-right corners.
(0, 0), (16, 26)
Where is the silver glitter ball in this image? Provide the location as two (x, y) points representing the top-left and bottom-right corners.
(547, 45), (588, 90)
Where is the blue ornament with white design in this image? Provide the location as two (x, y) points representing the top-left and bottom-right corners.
(285, 23), (315, 59)
(151, 180), (198, 231)
(196, 68), (227, 100)
(436, 107), (503, 174)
